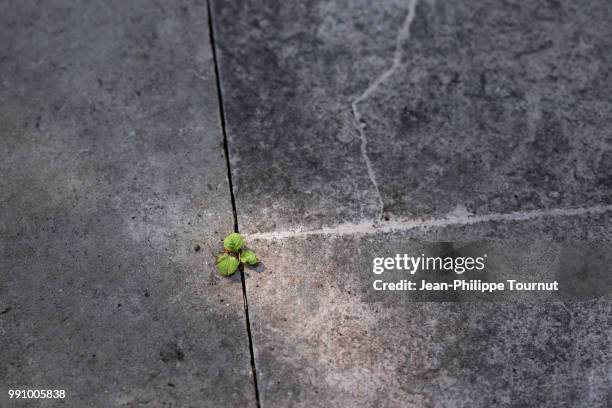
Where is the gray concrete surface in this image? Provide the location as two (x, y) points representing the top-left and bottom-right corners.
(212, 0), (612, 233)
(2, 0), (611, 407)
(210, 0), (612, 406)
(0, 1), (255, 407)
(246, 215), (612, 407)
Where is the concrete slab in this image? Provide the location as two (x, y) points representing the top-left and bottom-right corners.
(211, 0), (611, 233)
(210, 1), (612, 405)
(0, 1), (255, 406)
(245, 213), (612, 407)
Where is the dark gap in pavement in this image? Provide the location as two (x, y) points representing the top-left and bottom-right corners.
(206, 1), (261, 406)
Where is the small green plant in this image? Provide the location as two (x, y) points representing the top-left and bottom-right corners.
(216, 232), (258, 277)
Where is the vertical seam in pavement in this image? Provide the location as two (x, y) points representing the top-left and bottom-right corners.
(206, 1), (262, 406)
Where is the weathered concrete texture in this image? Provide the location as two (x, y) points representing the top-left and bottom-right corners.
(0, 1), (255, 407)
(246, 214), (612, 407)
(212, 0), (612, 233)
(365, 0), (612, 220)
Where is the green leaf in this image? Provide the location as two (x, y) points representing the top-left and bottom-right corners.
(223, 232), (245, 253)
(240, 249), (258, 265)
(217, 253), (239, 277)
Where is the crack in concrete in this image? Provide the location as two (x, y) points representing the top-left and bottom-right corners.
(350, 0), (419, 223)
(248, 204), (612, 240)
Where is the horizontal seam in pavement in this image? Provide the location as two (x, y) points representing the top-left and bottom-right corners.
(247, 204), (612, 240)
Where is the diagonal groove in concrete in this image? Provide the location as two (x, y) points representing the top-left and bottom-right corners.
(206, 1), (261, 406)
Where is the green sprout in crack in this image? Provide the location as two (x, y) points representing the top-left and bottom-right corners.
(216, 232), (258, 277)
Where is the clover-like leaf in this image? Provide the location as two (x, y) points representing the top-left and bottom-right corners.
(223, 232), (245, 253)
(217, 253), (239, 276)
(240, 249), (258, 265)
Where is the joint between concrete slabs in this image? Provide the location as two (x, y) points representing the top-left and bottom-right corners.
(206, 1), (262, 406)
